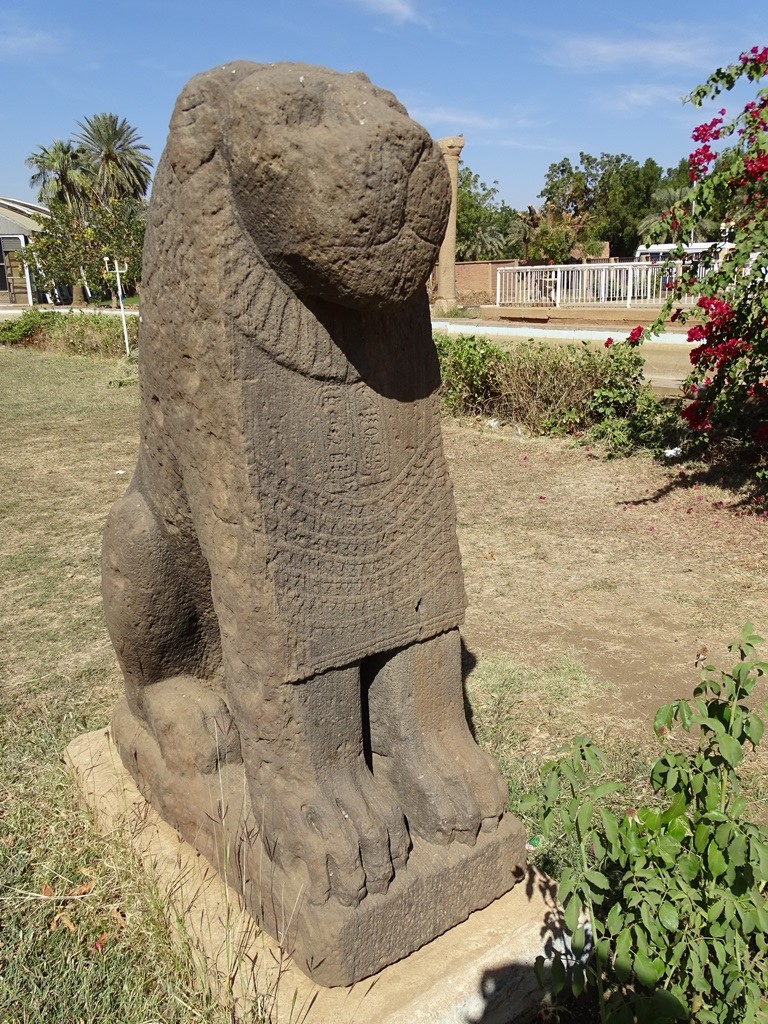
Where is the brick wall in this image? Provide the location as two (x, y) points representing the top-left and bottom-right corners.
(455, 260), (520, 305)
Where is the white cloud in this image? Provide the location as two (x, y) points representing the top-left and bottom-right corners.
(408, 105), (501, 131)
(353, 0), (424, 24)
(494, 136), (566, 153)
(540, 30), (716, 72)
(597, 83), (687, 112)
(0, 26), (60, 59)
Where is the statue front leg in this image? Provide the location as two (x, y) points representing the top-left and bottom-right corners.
(238, 664), (409, 908)
(366, 628), (508, 845)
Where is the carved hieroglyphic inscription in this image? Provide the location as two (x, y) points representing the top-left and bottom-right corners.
(243, 350), (465, 679)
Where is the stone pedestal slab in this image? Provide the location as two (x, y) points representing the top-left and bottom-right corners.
(109, 698), (526, 987)
(65, 729), (559, 1023)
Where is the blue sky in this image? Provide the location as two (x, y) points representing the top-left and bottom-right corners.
(2, 0), (764, 210)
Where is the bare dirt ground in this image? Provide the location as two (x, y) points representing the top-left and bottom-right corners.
(443, 420), (767, 722)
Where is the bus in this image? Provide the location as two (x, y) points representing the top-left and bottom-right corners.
(634, 241), (734, 264)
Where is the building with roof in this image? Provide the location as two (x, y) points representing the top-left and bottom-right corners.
(0, 197), (49, 305)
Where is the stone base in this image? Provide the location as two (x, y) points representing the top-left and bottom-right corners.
(65, 727), (561, 1023)
(106, 701), (527, 986)
(432, 297), (461, 315)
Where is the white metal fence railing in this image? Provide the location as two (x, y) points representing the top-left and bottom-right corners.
(495, 260), (705, 308)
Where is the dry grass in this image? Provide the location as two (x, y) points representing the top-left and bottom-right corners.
(0, 348), (261, 1023)
(447, 419), (768, 826)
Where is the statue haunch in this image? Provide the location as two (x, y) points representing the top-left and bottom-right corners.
(102, 62), (521, 985)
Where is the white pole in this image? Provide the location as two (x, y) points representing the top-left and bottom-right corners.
(105, 257), (131, 356)
(31, 251), (53, 305)
(18, 236), (34, 305)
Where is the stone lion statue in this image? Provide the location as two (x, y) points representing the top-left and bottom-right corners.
(102, 62), (521, 985)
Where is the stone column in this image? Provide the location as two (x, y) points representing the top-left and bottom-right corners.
(433, 135), (464, 314)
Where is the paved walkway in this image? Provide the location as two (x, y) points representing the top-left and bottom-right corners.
(0, 305), (138, 319)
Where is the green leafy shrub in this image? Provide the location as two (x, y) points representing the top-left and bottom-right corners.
(581, 343), (680, 456)
(0, 310), (137, 357)
(52, 311), (138, 357)
(0, 308), (59, 347)
(434, 331), (675, 454)
(434, 332), (504, 416)
(526, 625), (768, 1023)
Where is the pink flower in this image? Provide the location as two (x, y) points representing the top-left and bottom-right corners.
(681, 401), (712, 432)
(698, 296), (733, 327)
(713, 337), (750, 368)
(744, 153), (768, 179)
(689, 144), (716, 182)
(627, 325), (644, 346)
(604, 337), (614, 348)
(740, 46), (768, 67)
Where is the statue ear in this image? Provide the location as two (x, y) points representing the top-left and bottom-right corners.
(165, 62), (260, 182)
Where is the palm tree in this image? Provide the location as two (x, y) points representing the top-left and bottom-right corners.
(26, 139), (91, 210)
(638, 185), (719, 243)
(73, 113), (153, 203)
(506, 206), (540, 262)
(457, 222), (507, 262)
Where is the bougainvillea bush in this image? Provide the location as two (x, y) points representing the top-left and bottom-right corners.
(629, 47), (768, 476)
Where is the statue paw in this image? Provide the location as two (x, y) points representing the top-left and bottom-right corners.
(141, 675), (242, 776)
(376, 734), (507, 846)
(256, 762), (408, 907)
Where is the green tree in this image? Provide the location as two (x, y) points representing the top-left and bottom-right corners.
(24, 197), (146, 303)
(505, 206), (539, 262)
(539, 152), (665, 257)
(637, 184), (719, 243)
(85, 197), (147, 297)
(455, 163), (603, 265)
(25, 114), (152, 302)
(538, 156), (590, 217)
(456, 166), (509, 260)
(73, 113), (153, 203)
(25, 140), (91, 211)
(23, 202), (94, 297)
(664, 157), (694, 190)
(598, 155), (665, 255)
(530, 205), (602, 263)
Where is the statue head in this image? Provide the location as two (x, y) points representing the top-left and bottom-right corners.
(166, 62), (450, 311)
